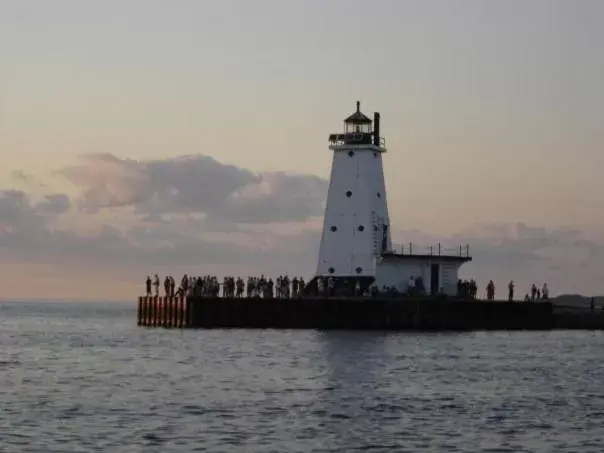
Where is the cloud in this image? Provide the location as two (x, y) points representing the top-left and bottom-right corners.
(1, 153), (604, 299)
(9, 170), (47, 189)
(1, 154), (327, 299)
(393, 223), (604, 297)
(57, 153), (328, 224)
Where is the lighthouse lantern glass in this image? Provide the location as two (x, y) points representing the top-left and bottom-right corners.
(345, 121), (372, 134)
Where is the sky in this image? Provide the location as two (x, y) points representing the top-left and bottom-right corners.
(1, 0), (603, 300)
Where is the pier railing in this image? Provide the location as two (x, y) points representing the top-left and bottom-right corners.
(394, 243), (471, 258)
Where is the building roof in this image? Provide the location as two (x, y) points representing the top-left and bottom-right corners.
(380, 252), (472, 263)
(344, 101), (372, 124)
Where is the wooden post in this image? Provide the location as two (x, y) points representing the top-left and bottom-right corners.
(162, 297), (169, 327)
(157, 297), (162, 327)
(140, 297), (145, 326)
(169, 296), (176, 327)
(161, 297), (167, 327)
(137, 297), (143, 326)
(184, 296), (191, 327)
(152, 296), (159, 327)
(176, 297), (182, 328)
(143, 297), (147, 325)
(147, 296), (155, 327)
(166, 296), (172, 327)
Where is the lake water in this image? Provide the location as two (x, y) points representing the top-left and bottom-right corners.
(1, 300), (603, 452)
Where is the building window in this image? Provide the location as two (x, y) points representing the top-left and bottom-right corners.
(357, 225), (364, 232)
(377, 192), (381, 198)
(355, 267), (362, 274)
(328, 267), (335, 274)
(373, 152), (378, 157)
(330, 226), (337, 232)
(348, 151), (354, 157)
(346, 191), (352, 198)
(373, 225), (378, 232)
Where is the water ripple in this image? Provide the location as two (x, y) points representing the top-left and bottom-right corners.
(1, 301), (604, 452)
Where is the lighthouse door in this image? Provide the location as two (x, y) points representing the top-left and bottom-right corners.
(430, 264), (440, 295)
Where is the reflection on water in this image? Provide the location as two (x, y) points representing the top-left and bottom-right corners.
(1, 301), (603, 452)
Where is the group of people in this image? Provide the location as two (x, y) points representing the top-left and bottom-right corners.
(505, 281), (549, 302)
(144, 274), (306, 299)
(455, 279), (549, 302)
(144, 274), (550, 302)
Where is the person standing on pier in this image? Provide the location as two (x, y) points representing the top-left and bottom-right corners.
(508, 280), (515, 301)
(163, 276), (171, 297)
(542, 283), (549, 300)
(486, 280), (495, 300)
(180, 274), (189, 297)
(153, 274), (160, 297)
(169, 276), (176, 297)
(146, 275), (152, 296)
(407, 276), (415, 296)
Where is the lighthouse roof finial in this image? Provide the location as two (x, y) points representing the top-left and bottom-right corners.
(344, 100), (372, 124)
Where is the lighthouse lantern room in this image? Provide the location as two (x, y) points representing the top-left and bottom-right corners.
(313, 102), (471, 296)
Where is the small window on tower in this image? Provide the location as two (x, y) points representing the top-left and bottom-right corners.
(348, 151), (354, 157)
(328, 267), (335, 274)
(377, 192), (381, 198)
(355, 267), (362, 274)
(357, 225), (365, 232)
(373, 152), (378, 157)
(346, 191), (352, 198)
(330, 226), (338, 232)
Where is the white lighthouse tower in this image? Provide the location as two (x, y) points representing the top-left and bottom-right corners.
(316, 101), (390, 281)
(311, 101), (472, 297)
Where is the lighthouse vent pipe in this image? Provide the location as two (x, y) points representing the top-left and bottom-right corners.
(373, 112), (380, 146)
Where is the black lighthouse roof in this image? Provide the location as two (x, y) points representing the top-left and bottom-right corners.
(344, 101), (372, 124)
(329, 101), (384, 148)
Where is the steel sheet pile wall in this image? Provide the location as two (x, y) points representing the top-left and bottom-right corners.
(138, 296), (554, 330)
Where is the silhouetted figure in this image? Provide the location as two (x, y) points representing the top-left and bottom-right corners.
(169, 277), (176, 297)
(153, 274), (160, 297)
(164, 276), (170, 297)
(407, 276), (415, 296)
(542, 283), (549, 300)
(146, 276), (152, 296)
(486, 280), (495, 301)
(508, 280), (514, 301)
(470, 279), (477, 298)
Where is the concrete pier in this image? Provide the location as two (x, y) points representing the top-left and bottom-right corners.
(132, 296), (602, 331)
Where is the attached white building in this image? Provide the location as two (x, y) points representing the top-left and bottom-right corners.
(313, 102), (471, 296)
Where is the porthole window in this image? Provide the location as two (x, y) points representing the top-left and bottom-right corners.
(328, 267), (335, 274)
(348, 151), (354, 157)
(355, 267), (362, 274)
(357, 225), (365, 232)
(330, 226), (338, 232)
(346, 191), (352, 198)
